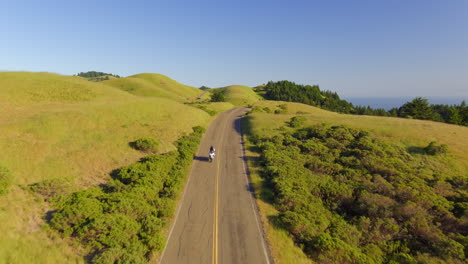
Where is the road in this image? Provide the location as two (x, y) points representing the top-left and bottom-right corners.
(159, 107), (271, 264)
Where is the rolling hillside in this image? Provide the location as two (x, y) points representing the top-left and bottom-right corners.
(243, 101), (468, 264)
(103, 73), (203, 101)
(0, 72), (211, 263)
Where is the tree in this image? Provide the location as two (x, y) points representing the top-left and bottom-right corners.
(210, 91), (225, 102)
(398, 97), (436, 120)
(448, 108), (462, 125)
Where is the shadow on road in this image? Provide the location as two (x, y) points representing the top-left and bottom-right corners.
(193, 156), (209, 162)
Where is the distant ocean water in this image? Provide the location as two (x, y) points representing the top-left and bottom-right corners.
(343, 97), (468, 110)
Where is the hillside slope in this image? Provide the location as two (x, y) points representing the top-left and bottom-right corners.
(244, 101), (468, 264)
(103, 73), (202, 101)
(0, 71), (130, 105)
(0, 72), (211, 263)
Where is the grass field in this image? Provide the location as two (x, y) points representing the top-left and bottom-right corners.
(103, 73), (203, 102)
(243, 100), (468, 264)
(0, 72), (212, 263)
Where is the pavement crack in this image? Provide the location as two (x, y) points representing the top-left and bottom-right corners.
(188, 201), (193, 219)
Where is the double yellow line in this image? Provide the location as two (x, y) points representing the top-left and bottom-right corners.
(212, 156), (220, 264)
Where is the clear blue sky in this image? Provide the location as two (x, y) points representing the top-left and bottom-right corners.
(1, 0), (467, 98)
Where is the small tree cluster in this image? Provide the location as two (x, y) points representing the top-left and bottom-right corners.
(131, 137), (159, 153)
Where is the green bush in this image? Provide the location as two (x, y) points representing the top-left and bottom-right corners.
(210, 91), (225, 102)
(132, 137), (159, 153)
(423, 141), (448, 155)
(0, 165), (12, 195)
(288, 116), (307, 128)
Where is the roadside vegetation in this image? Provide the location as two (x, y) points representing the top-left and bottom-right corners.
(244, 101), (468, 264)
(0, 71), (212, 262)
(48, 127), (205, 263)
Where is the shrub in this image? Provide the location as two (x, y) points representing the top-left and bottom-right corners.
(132, 137), (159, 153)
(28, 178), (70, 201)
(288, 116), (307, 128)
(210, 91), (225, 102)
(0, 165), (12, 195)
(423, 141), (448, 155)
(263, 107), (272, 113)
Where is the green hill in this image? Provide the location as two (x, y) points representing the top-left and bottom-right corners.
(213, 85), (261, 106)
(0, 71), (130, 105)
(244, 101), (468, 264)
(0, 72), (211, 263)
(103, 73), (203, 102)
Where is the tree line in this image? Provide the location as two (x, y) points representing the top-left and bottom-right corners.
(76, 71), (121, 78)
(261, 81), (468, 126)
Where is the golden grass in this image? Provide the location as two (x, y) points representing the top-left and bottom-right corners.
(244, 100), (468, 263)
(0, 72), (212, 262)
(104, 73), (203, 102)
(0, 72), (130, 105)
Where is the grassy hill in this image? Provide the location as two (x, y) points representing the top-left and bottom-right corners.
(103, 73), (203, 102)
(244, 101), (468, 264)
(0, 72), (211, 263)
(211, 85), (261, 106)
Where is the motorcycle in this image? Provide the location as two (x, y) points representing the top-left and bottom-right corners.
(209, 151), (215, 162)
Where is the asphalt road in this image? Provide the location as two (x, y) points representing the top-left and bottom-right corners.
(159, 107), (271, 264)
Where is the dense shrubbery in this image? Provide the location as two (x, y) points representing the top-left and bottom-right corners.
(254, 123), (467, 263)
(49, 126), (205, 263)
(0, 165), (12, 195)
(131, 137), (160, 153)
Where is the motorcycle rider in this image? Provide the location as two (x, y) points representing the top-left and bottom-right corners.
(209, 146), (215, 162)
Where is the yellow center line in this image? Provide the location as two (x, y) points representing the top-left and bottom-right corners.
(212, 155), (220, 264)
(212, 110), (232, 264)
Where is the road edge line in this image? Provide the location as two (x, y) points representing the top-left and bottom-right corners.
(159, 132), (206, 264)
(238, 112), (273, 264)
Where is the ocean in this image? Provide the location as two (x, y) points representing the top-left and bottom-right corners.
(343, 97), (467, 110)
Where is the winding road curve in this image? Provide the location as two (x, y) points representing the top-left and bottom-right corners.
(159, 107), (272, 264)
